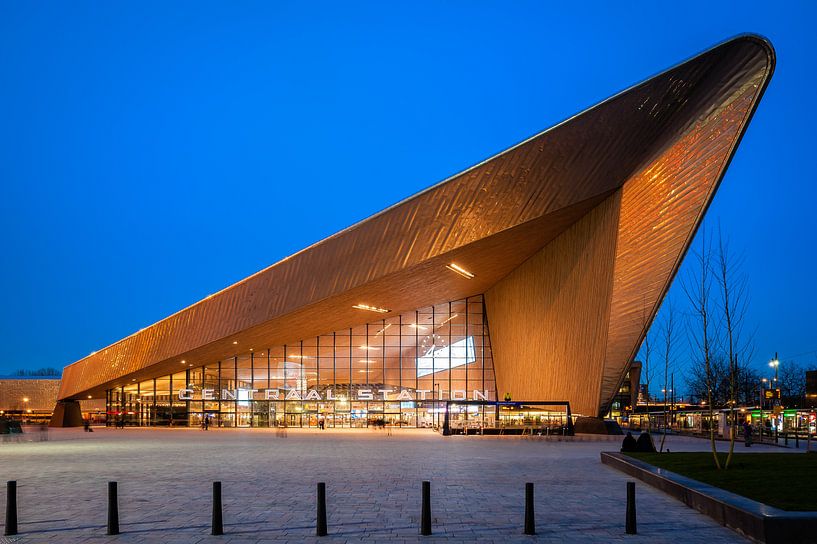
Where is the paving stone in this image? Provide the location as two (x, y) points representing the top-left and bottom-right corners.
(0, 428), (786, 542)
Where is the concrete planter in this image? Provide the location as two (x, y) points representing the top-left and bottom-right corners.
(601, 452), (817, 544)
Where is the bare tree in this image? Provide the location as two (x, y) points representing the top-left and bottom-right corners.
(638, 296), (656, 431)
(779, 360), (807, 407)
(659, 303), (679, 452)
(714, 228), (753, 469)
(686, 354), (729, 406)
(736, 361), (761, 406)
(682, 227), (721, 468)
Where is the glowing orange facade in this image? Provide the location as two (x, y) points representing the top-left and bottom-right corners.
(55, 36), (774, 426)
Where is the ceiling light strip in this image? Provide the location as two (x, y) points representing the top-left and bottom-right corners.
(352, 304), (390, 313)
(446, 263), (474, 279)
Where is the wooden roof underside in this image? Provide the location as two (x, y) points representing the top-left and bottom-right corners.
(59, 36), (774, 403)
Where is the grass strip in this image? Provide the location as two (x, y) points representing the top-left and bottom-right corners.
(625, 452), (817, 511)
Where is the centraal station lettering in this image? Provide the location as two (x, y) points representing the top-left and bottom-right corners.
(178, 388), (490, 402)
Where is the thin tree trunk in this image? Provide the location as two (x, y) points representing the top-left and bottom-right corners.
(718, 230), (742, 470)
(683, 227), (721, 469)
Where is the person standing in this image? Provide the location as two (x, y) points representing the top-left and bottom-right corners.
(743, 420), (753, 447)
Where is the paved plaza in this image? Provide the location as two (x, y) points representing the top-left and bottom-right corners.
(0, 428), (792, 543)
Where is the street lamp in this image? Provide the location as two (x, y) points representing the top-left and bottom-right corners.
(760, 378), (769, 441)
(768, 354), (781, 433)
(769, 355), (780, 384)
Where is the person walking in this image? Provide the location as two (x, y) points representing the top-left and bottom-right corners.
(743, 420), (753, 447)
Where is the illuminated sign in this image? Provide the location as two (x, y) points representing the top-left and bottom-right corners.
(176, 388), (488, 402)
(416, 336), (475, 377)
(764, 389), (781, 400)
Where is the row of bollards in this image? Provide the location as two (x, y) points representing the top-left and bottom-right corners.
(6, 479), (638, 537)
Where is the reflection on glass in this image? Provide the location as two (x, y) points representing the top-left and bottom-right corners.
(416, 336), (475, 377)
(105, 295), (496, 428)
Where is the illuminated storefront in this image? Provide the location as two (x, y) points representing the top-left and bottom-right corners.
(107, 296), (497, 428)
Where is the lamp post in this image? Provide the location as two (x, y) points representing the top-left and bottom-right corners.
(760, 379), (768, 442)
(769, 353), (780, 382)
(434, 383), (440, 430)
(769, 355), (780, 432)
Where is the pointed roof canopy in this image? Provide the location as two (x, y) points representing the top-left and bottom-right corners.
(58, 35), (774, 408)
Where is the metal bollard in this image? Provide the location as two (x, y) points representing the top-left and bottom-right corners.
(524, 482), (535, 535)
(625, 481), (637, 534)
(316, 482), (327, 536)
(107, 481), (119, 535)
(420, 481), (431, 536)
(5, 481), (17, 536)
(212, 481), (223, 535)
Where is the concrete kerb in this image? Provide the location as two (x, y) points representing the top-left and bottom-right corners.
(601, 451), (817, 544)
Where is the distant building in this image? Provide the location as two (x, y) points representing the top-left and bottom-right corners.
(606, 362), (641, 422)
(0, 377), (61, 425)
(0, 377), (103, 425)
(807, 370), (817, 409)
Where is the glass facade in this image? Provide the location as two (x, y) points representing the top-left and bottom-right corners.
(107, 295), (497, 428)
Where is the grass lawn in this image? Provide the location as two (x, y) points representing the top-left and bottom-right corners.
(625, 452), (817, 511)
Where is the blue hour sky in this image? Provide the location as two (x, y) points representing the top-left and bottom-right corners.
(1, 2), (815, 384)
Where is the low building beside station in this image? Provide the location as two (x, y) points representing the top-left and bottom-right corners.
(0, 377), (104, 426)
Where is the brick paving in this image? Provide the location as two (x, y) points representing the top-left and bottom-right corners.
(0, 428), (789, 543)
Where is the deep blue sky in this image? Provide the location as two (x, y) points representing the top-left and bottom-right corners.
(1, 2), (815, 381)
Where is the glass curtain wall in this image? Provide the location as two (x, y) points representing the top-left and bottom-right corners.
(107, 295), (496, 428)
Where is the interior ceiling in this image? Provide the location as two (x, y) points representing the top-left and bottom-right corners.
(59, 35), (775, 403)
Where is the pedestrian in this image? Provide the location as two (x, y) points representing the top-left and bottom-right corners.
(204, 415), (210, 431)
(743, 420), (753, 447)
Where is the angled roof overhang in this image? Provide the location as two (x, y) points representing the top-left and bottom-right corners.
(58, 35), (774, 403)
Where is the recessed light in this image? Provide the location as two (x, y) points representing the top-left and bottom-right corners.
(446, 263), (474, 279)
(352, 304), (389, 313)
(181, 360), (186, 364)
(232, 341), (238, 345)
(87, 395), (92, 399)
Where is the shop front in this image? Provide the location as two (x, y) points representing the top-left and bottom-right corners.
(106, 296), (499, 429)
